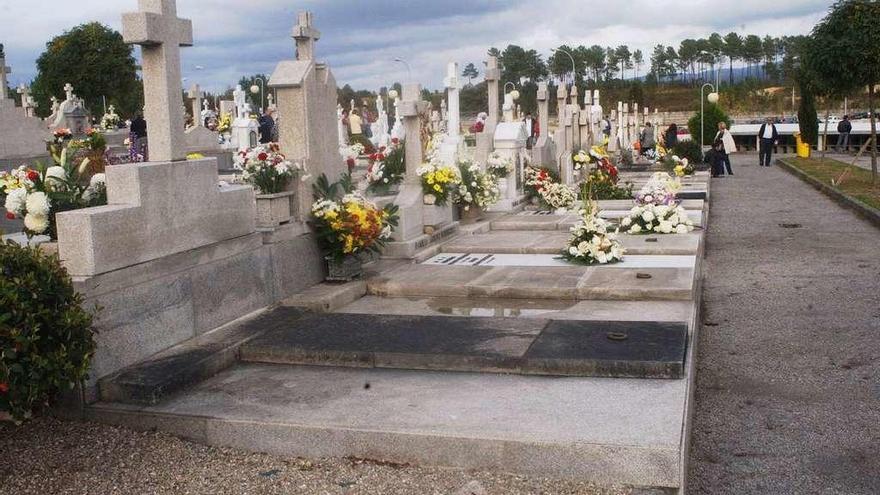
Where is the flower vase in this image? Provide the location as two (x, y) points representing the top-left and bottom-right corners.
(255, 190), (294, 228)
(326, 255), (363, 282)
(459, 206), (484, 224)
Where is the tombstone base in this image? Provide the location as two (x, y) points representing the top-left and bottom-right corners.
(382, 221), (460, 260)
(486, 194), (529, 212)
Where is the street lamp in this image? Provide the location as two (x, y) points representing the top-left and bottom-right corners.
(393, 58), (412, 83)
(700, 83), (718, 149)
(250, 77), (266, 113)
(551, 48), (577, 86)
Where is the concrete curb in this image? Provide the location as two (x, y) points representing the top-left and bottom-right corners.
(776, 158), (880, 229)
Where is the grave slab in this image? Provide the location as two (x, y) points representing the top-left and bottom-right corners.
(423, 252), (696, 269)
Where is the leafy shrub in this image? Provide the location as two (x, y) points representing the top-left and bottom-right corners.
(672, 140), (704, 165)
(687, 103), (733, 148)
(0, 241), (97, 422)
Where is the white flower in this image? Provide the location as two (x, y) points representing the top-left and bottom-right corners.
(25, 191), (51, 217)
(4, 187), (27, 215)
(89, 173), (106, 189)
(46, 166), (67, 182)
(24, 213), (49, 234)
(569, 246), (579, 256)
(675, 224), (689, 234)
(641, 211), (655, 223)
(657, 221), (673, 233)
(621, 216), (632, 227)
(630, 224), (642, 233)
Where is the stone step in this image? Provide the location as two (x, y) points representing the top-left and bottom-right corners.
(443, 230), (701, 255)
(98, 306), (306, 405)
(367, 264), (696, 301)
(239, 312), (688, 378)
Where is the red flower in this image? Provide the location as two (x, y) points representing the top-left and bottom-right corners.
(346, 158), (355, 167)
(376, 153), (385, 161)
(391, 138), (400, 145)
(258, 152), (269, 161)
(27, 170), (39, 181)
(379, 146), (387, 152)
(0, 382), (7, 394)
(5, 212), (15, 220)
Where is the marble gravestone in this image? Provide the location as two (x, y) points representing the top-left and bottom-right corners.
(269, 11), (346, 221)
(0, 45), (51, 161)
(184, 83), (220, 153)
(474, 56), (501, 165)
(231, 84), (258, 151)
(530, 82), (555, 167)
(490, 114), (528, 211)
(437, 62), (463, 166)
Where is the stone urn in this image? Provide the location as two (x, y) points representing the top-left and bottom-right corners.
(255, 190), (294, 228)
(326, 255), (363, 282)
(459, 205), (484, 224)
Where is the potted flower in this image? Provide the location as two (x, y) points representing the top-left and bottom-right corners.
(524, 165), (558, 206)
(454, 161), (500, 223)
(365, 140), (405, 196)
(311, 173), (399, 281)
(234, 143), (306, 228)
(486, 151), (514, 181)
(416, 161), (460, 206)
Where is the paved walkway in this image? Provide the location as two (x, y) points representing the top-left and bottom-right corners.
(688, 155), (880, 494)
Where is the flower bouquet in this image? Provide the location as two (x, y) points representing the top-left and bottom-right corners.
(562, 205), (625, 265)
(581, 139), (633, 200)
(540, 182), (577, 212)
(217, 113), (232, 134)
(311, 173), (399, 280)
(636, 172), (681, 206)
(417, 162), (460, 206)
(572, 149), (591, 171)
(619, 203), (694, 234)
(100, 107), (121, 130)
(524, 165), (558, 201)
(366, 141), (405, 195)
(235, 143), (306, 195)
(486, 151), (513, 178)
(455, 161), (500, 219)
(668, 155), (695, 177)
(52, 128), (72, 145)
(339, 142), (366, 170)
(1, 149), (107, 240)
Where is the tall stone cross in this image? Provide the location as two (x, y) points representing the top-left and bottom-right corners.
(443, 62), (460, 138)
(292, 11), (320, 61)
(122, 0), (194, 162)
(537, 82), (549, 142)
(0, 52), (10, 101)
(485, 56), (500, 133)
(187, 83), (203, 127)
(63, 83), (75, 102)
(399, 83), (428, 183)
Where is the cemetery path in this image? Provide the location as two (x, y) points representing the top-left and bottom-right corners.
(688, 155), (880, 494)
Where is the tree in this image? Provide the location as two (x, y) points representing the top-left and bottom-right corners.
(549, 45), (577, 81)
(797, 80), (820, 147)
(708, 33), (725, 83)
(723, 32), (743, 84)
(584, 45), (607, 83)
(805, 0), (880, 182)
(633, 49), (644, 79)
(238, 74), (271, 112)
(742, 35), (764, 78)
(462, 63), (479, 85)
(615, 45), (632, 80)
(488, 47), (501, 58)
(498, 44), (547, 85)
(31, 22), (142, 118)
(688, 103), (732, 148)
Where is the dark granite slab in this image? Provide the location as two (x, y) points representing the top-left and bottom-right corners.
(677, 191), (708, 200)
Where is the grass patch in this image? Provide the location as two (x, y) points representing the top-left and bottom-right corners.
(783, 157), (880, 211)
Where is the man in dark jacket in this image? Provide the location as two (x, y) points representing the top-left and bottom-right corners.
(836, 115), (852, 153)
(258, 108), (276, 144)
(758, 117), (779, 167)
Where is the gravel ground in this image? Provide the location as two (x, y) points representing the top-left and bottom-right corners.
(0, 417), (629, 495)
(688, 155), (880, 494)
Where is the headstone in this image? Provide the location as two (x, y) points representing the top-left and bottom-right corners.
(530, 82), (554, 166)
(233, 85), (249, 119)
(219, 99), (235, 117)
(16, 84), (36, 117)
(485, 56), (500, 134)
(490, 121), (528, 211)
(0, 47), (50, 160)
(269, 10), (347, 220)
(390, 90), (404, 141)
(438, 62), (462, 165)
(121, 0), (192, 162)
(57, 0), (255, 276)
(185, 82), (220, 153)
(372, 92), (390, 147)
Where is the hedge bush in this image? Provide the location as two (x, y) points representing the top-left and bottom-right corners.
(672, 140), (705, 165)
(1, 241), (96, 422)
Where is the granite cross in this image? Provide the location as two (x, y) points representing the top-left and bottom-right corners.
(122, 0), (193, 162)
(187, 83), (203, 127)
(63, 83), (74, 102)
(292, 11), (320, 61)
(443, 62), (460, 138)
(0, 55), (10, 100)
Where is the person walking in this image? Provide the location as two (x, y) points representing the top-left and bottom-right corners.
(130, 112), (148, 160)
(757, 117), (779, 167)
(257, 108), (276, 144)
(665, 123), (679, 148)
(836, 115), (852, 153)
(714, 122), (737, 175)
(523, 111), (538, 149)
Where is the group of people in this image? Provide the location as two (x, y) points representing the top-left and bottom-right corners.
(341, 106), (379, 139)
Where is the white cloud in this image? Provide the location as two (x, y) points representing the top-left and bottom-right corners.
(2, 0), (832, 93)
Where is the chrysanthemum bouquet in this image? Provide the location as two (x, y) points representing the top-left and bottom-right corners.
(417, 161), (460, 206)
(455, 161), (500, 211)
(540, 182), (577, 211)
(486, 151), (513, 178)
(562, 206), (625, 265)
(235, 143), (306, 194)
(619, 203), (694, 234)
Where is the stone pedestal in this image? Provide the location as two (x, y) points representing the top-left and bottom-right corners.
(232, 117), (259, 151)
(488, 122), (528, 212)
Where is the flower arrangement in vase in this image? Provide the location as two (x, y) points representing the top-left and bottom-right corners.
(454, 161), (500, 221)
(365, 140), (405, 195)
(486, 151), (513, 178)
(235, 143), (308, 228)
(562, 203), (625, 265)
(636, 172), (681, 206)
(417, 161), (460, 206)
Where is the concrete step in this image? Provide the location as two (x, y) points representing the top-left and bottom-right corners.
(86, 361), (691, 490)
(443, 230), (702, 256)
(239, 312), (689, 379)
(367, 263), (696, 301)
(98, 307), (306, 405)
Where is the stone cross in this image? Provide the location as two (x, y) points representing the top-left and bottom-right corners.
(122, 0), (194, 163)
(400, 83), (427, 182)
(233, 85), (248, 118)
(63, 83), (75, 102)
(556, 84), (567, 123)
(292, 11), (320, 61)
(536, 82), (549, 142)
(0, 53), (10, 100)
(443, 62), (460, 138)
(187, 83), (203, 127)
(17, 83), (30, 108)
(485, 56), (500, 133)
(570, 85), (579, 110)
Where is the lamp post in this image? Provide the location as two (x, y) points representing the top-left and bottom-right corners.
(393, 58), (412, 83)
(551, 48), (577, 86)
(700, 83), (718, 149)
(250, 77), (266, 113)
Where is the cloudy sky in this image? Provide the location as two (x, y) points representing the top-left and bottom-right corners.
(1, 0), (833, 93)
